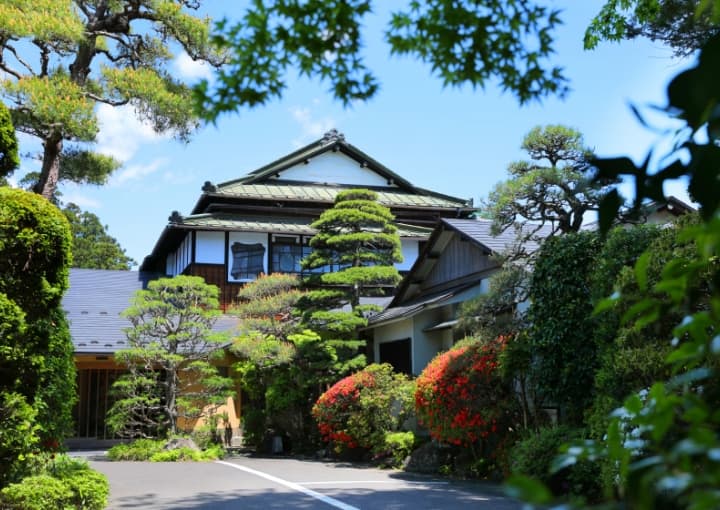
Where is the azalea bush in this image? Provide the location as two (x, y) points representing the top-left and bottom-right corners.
(312, 363), (414, 453)
(415, 337), (517, 449)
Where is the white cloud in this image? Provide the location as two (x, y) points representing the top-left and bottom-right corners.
(96, 104), (169, 162)
(173, 52), (213, 82)
(111, 158), (168, 185)
(62, 193), (101, 209)
(289, 105), (336, 147)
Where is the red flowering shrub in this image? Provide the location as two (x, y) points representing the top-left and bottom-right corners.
(312, 364), (414, 452)
(415, 337), (516, 447)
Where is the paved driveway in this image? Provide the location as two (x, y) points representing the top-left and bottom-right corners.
(84, 452), (521, 509)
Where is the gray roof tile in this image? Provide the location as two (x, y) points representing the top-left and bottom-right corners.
(64, 269), (239, 354)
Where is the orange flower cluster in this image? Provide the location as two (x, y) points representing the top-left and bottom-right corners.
(415, 338), (506, 447)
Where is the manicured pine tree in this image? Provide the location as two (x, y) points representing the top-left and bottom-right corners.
(107, 276), (234, 438)
(299, 189), (403, 376)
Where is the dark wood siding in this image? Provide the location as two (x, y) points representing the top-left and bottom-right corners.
(186, 263), (243, 310)
(422, 237), (494, 290)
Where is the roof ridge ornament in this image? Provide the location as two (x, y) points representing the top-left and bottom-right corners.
(168, 211), (183, 223)
(202, 181), (217, 192)
(321, 129), (345, 145)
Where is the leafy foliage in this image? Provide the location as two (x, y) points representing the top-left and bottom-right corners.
(509, 26), (720, 510)
(62, 203), (136, 270)
(0, 102), (19, 181)
(197, 0), (568, 119)
(509, 426), (601, 502)
(415, 337), (517, 449)
(0, 392), (39, 487)
(0, 187), (75, 450)
(585, 0), (720, 57)
(526, 232), (601, 424)
(106, 438), (165, 461)
(0, 454), (108, 510)
(107, 276), (234, 438)
(312, 363), (414, 454)
(230, 274), (321, 450)
(0, 0), (221, 198)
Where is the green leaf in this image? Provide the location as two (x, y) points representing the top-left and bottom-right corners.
(504, 474), (553, 505)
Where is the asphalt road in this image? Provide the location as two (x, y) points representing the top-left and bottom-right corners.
(82, 452), (522, 509)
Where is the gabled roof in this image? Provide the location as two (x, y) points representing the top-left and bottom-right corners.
(218, 129), (416, 190)
(200, 182), (470, 211)
(388, 218), (552, 308)
(191, 130), (474, 215)
(166, 212), (433, 239)
(64, 269), (239, 354)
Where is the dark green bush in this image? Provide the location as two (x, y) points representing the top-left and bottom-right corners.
(509, 426), (601, 502)
(0, 392), (39, 487)
(0, 187), (76, 446)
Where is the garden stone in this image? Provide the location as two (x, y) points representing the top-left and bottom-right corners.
(163, 438), (200, 451)
(404, 441), (453, 474)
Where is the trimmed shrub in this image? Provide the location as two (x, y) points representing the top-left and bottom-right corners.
(509, 426), (601, 502)
(313, 363), (414, 453)
(0, 474), (73, 509)
(150, 444), (224, 462)
(376, 431), (416, 468)
(0, 187), (76, 446)
(415, 337), (517, 448)
(108, 438), (224, 462)
(0, 457), (108, 510)
(107, 439), (165, 461)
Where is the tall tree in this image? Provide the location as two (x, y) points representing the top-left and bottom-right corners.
(0, 0), (221, 199)
(585, 0), (720, 57)
(107, 276), (234, 438)
(62, 203), (136, 270)
(298, 189), (403, 377)
(483, 125), (616, 241)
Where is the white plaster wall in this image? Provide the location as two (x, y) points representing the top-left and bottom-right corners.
(396, 239), (418, 271)
(170, 234), (192, 276)
(413, 307), (449, 375)
(276, 152), (392, 187)
(195, 231), (225, 264)
(373, 319), (414, 365)
(227, 232), (268, 282)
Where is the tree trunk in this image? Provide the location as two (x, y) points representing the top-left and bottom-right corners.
(33, 133), (62, 200)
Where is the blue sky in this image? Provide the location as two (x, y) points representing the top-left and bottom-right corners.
(13, 1), (695, 268)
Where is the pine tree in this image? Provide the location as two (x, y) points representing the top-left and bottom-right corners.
(299, 189), (403, 376)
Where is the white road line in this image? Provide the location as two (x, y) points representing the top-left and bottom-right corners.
(215, 460), (360, 510)
(299, 480), (449, 486)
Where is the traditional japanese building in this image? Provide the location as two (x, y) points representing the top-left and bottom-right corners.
(140, 130), (476, 308)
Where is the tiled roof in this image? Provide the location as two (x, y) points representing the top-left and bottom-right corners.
(211, 182), (470, 210)
(171, 213), (434, 239)
(367, 282), (479, 327)
(64, 269), (239, 354)
(442, 218), (553, 254)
